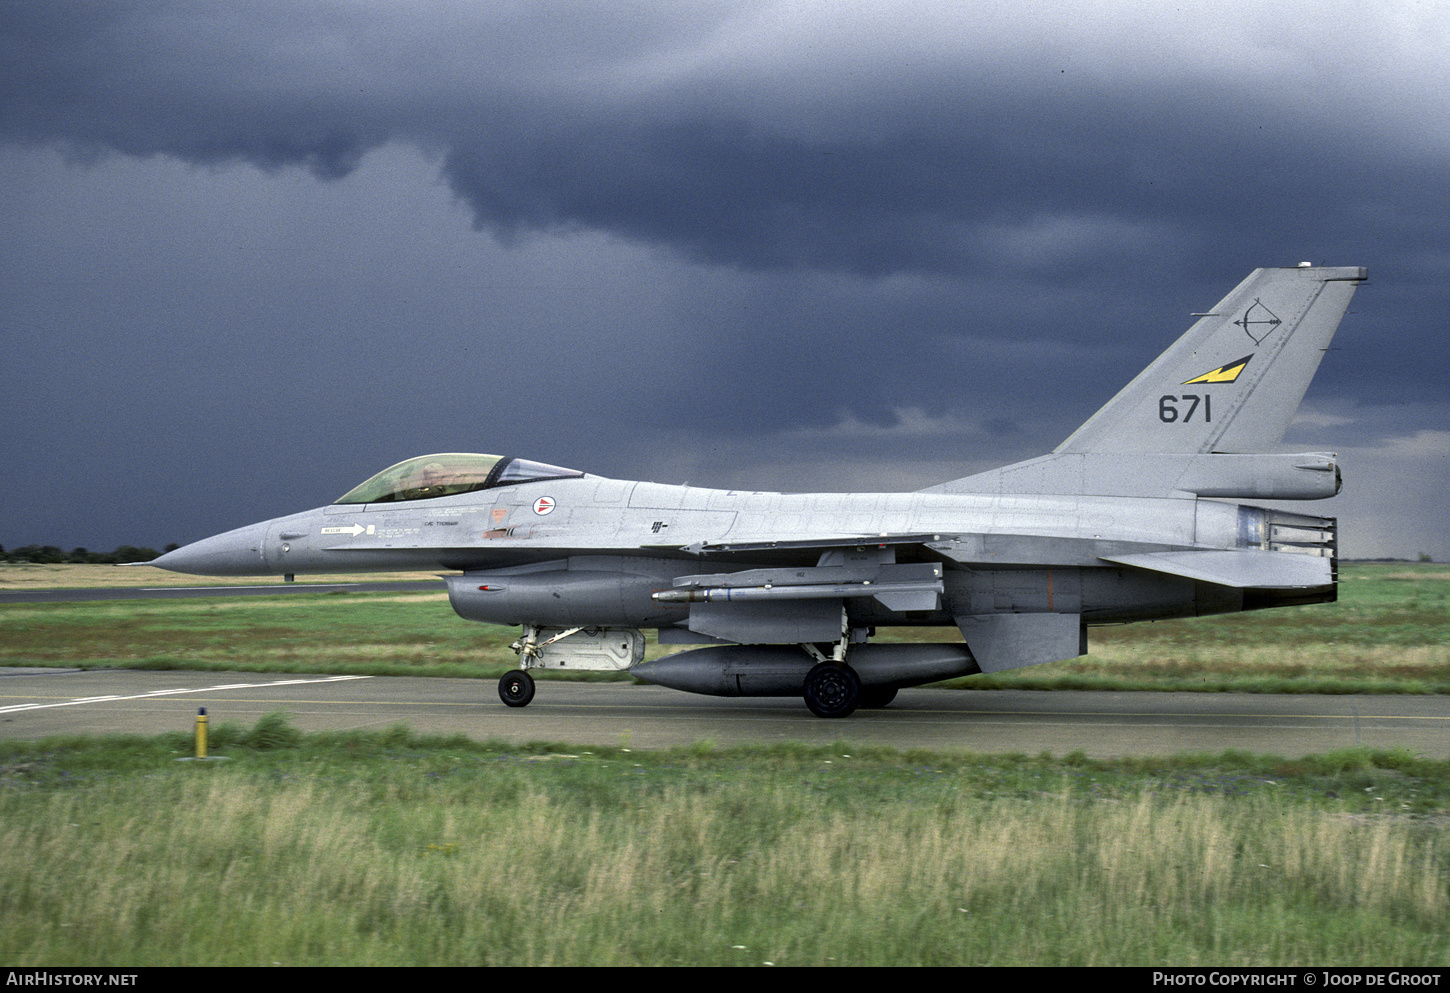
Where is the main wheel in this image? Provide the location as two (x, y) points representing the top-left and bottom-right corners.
(803, 661), (861, 718)
(498, 669), (535, 708)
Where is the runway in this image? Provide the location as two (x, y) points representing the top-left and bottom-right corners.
(1, 668), (1445, 757)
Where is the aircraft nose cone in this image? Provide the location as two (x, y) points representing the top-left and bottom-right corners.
(150, 521), (271, 576)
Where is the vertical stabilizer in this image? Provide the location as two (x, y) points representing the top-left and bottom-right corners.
(1056, 265), (1366, 455)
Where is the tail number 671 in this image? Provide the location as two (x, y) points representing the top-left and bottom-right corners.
(1158, 394), (1211, 423)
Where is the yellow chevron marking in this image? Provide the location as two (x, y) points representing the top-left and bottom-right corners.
(1184, 354), (1252, 385)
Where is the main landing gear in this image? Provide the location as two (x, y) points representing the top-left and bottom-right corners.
(801, 663), (899, 717)
(803, 661), (860, 718)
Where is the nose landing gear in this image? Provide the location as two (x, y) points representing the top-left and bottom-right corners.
(498, 669), (535, 708)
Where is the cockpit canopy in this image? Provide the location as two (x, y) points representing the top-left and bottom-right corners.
(334, 454), (584, 504)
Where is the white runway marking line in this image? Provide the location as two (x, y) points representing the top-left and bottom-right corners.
(138, 585), (360, 591)
(0, 675), (372, 714)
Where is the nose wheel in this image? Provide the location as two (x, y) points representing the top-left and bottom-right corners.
(498, 669), (535, 708)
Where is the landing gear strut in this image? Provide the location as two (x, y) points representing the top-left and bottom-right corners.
(800, 610), (868, 717)
(498, 669), (535, 708)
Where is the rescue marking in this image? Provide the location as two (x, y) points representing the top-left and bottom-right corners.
(321, 524), (375, 536)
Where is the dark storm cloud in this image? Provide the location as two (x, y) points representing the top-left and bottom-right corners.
(3, 1), (1448, 558)
(6, 1), (1444, 283)
(9, 0), (1446, 395)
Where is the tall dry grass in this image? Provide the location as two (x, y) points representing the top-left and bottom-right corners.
(1, 768), (1443, 965)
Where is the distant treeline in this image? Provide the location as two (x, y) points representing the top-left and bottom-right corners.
(1, 544), (178, 564)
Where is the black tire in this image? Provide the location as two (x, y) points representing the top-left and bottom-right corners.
(803, 661), (860, 718)
(498, 669), (535, 708)
(858, 685), (898, 709)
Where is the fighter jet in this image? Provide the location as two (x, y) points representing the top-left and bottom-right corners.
(152, 264), (1365, 716)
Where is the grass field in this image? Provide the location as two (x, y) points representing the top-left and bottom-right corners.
(0, 725), (1445, 966)
(2, 564), (1447, 966)
(2, 562), (1446, 694)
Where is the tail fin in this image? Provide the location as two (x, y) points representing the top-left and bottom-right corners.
(1057, 264), (1366, 454)
(923, 265), (1366, 499)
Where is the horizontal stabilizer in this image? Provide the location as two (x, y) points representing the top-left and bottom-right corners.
(1100, 549), (1332, 589)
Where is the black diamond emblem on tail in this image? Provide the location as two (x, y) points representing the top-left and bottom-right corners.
(1234, 299), (1282, 344)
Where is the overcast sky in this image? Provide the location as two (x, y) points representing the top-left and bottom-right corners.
(3, 1), (1447, 560)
